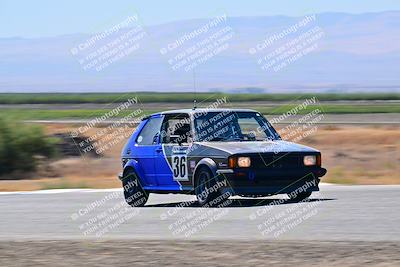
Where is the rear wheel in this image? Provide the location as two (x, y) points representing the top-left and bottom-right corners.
(288, 192), (312, 202)
(122, 169), (148, 207)
(195, 167), (230, 207)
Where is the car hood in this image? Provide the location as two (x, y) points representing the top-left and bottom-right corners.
(199, 140), (318, 154)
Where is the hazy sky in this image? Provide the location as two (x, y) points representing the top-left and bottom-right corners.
(1, 0), (399, 37)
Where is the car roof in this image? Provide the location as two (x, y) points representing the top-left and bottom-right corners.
(149, 108), (258, 117)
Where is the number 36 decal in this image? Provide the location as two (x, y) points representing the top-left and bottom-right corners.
(172, 155), (188, 181)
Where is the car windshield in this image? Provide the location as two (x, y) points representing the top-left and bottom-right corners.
(193, 111), (280, 142)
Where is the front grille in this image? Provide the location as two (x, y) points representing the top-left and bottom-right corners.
(251, 153), (302, 169)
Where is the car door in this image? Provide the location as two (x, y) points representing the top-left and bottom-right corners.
(132, 115), (164, 186)
(154, 114), (191, 187)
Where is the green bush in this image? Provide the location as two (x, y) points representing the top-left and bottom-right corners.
(0, 116), (57, 177)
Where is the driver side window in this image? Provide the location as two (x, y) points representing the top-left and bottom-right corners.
(136, 117), (163, 145)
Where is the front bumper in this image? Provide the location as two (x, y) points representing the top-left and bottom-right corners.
(216, 167), (327, 195)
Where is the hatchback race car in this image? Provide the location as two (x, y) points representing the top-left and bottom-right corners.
(119, 108), (327, 206)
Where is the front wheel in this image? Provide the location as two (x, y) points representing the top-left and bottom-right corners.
(288, 192), (312, 202)
(195, 167), (230, 207)
(122, 169), (149, 207)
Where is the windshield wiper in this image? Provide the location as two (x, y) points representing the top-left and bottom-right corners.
(208, 136), (244, 142)
(230, 136), (244, 141)
(208, 136), (225, 141)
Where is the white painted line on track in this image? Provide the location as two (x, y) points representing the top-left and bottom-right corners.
(0, 188), (121, 195)
(0, 183), (399, 195)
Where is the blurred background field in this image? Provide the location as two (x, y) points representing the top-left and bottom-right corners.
(1, 104), (400, 120)
(1, 92), (400, 120)
(0, 92), (399, 191)
(1, 92), (400, 104)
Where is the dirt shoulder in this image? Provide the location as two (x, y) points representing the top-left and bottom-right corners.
(0, 240), (399, 267)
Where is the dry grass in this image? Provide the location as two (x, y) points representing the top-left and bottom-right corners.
(0, 124), (399, 191)
(295, 125), (400, 184)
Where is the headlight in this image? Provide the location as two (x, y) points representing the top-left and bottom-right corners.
(303, 155), (316, 166)
(237, 157), (251, 167)
(228, 156), (251, 168)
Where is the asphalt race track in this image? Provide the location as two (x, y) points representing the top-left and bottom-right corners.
(1, 184), (399, 266)
(0, 184), (399, 241)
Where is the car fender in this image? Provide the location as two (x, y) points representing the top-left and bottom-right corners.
(122, 159), (146, 184)
(193, 158), (218, 181)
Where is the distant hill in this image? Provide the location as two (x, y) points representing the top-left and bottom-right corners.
(0, 11), (399, 93)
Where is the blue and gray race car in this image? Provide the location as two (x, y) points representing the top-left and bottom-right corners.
(119, 108), (327, 206)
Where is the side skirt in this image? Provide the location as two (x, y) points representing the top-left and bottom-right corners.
(143, 185), (194, 194)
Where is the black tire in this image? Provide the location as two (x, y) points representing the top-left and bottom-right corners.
(122, 169), (149, 207)
(288, 191), (312, 202)
(195, 167), (230, 207)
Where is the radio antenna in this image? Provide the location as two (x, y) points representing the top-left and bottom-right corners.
(192, 68), (197, 110)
